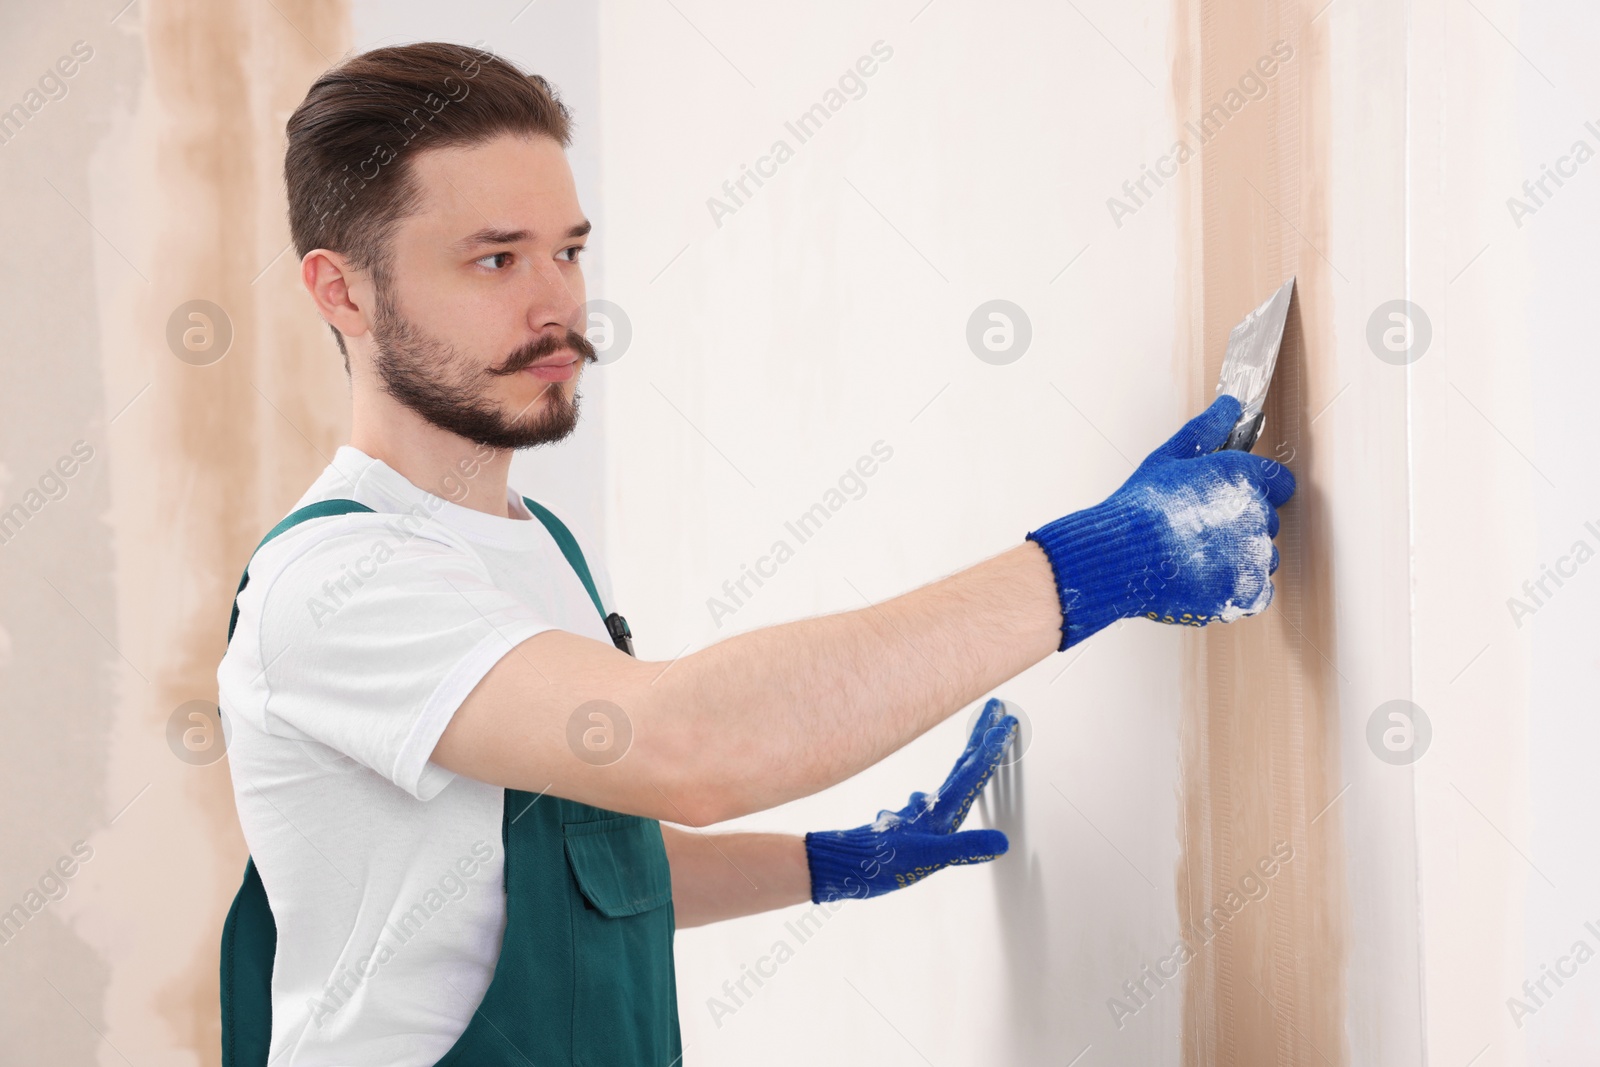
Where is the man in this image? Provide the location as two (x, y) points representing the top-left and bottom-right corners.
(216, 41), (1294, 1066)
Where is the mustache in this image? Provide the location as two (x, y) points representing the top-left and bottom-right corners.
(492, 328), (597, 376)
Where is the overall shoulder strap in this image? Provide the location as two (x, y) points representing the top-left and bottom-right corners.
(521, 495), (634, 656)
(521, 495), (605, 619)
(227, 499), (375, 644)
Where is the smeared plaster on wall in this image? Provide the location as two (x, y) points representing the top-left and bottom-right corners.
(72, 1), (351, 1060)
(1171, 1), (1347, 1063)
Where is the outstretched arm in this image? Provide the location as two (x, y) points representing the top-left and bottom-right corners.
(435, 540), (1058, 827)
(433, 396), (1294, 827)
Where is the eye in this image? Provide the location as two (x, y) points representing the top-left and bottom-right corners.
(475, 251), (514, 270)
(559, 244), (585, 264)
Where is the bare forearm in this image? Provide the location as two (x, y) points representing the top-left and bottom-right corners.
(661, 541), (1061, 823)
(661, 826), (810, 928)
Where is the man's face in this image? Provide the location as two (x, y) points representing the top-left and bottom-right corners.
(367, 133), (595, 450)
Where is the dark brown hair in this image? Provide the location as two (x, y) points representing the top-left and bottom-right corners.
(284, 41), (573, 370)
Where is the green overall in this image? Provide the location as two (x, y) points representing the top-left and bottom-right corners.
(220, 498), (682, 1066)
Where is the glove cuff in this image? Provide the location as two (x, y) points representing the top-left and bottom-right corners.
(804, 829), (888, 905)
(1026, 500), (1159, 650)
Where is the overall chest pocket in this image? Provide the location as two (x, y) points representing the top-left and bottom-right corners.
(563, 815), (679, 1066)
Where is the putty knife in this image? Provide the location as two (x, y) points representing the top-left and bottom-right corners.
(1215, 276), (1296, 452)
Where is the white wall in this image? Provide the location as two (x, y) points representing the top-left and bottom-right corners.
(1325, 1), (1426, 1062)
(1374, 1), (1600, 1063)
(593, 2), (1187, 1062)
(1513, 4), (1600, 1058)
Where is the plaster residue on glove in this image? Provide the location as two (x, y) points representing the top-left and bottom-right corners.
(1142, 475), (1274, 620)
(872, 790), (938, 832)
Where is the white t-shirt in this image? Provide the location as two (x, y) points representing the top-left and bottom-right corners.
(217, 445), (617, 1066)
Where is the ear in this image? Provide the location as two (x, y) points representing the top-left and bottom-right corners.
(300, 248), (372, 342)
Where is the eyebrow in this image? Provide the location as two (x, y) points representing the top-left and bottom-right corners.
(454, 220), (591, 250)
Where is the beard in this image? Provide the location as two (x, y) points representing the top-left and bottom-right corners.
(368, 280), (597, 451)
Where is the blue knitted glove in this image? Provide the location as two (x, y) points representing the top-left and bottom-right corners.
(804, 698), (1016, 904)
(1026, 394), (1296, 651)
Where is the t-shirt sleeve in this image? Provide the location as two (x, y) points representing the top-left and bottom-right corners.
(248, 520), (555, 801)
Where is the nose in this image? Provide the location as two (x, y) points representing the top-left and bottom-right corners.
(527, 257), (583, 335)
